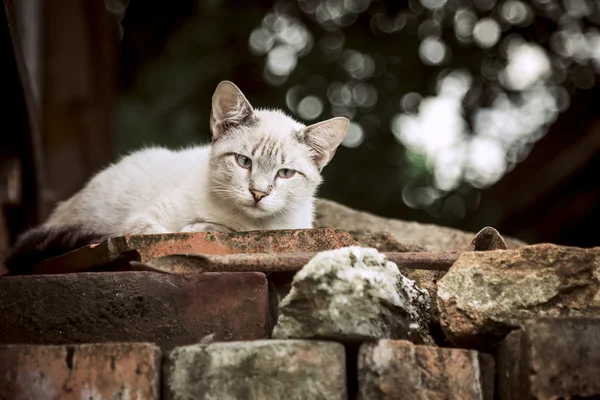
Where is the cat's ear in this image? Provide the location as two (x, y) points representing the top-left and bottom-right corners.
(301, 117), (349, 170)
(210, 81), (255, 140)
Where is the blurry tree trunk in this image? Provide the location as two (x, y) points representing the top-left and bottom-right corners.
(1, 0), (116, 253)
(40, 0), (116, 219)
(2, 0), (43, 252)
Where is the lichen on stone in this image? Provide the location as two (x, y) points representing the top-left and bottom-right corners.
(272, 246), (433, 344)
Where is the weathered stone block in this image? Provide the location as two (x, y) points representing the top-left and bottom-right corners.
(0, 271), (268, 350)
(349, 230), (425, 252)
(163, 340), (346, 400)
(358, 340), (494, 400)
(314, 198), (526, 250)
(272, 247), (433, 344)
(496, 318), (600, 399)
(437, 244), (600, 347)
(0, 343), (160, 399)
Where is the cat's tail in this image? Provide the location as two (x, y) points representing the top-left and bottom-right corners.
(2, 225), (104, 275)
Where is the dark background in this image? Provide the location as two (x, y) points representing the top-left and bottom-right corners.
(2, 0), (599, 252)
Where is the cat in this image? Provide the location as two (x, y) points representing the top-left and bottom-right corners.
(4, 80), (349, 273)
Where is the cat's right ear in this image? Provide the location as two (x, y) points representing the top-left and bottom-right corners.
(210, 81), (255, 141)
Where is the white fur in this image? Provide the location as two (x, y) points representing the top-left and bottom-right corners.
(43, 81), (349, 237)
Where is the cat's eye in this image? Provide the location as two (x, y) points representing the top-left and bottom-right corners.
(235, 154), (252, 169)
(277, 168), (296, 179)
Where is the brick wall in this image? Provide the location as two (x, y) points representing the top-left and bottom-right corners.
(1, 228), (598, 399)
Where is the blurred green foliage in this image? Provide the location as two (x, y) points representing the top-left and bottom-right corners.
(116, 0), (600, 226)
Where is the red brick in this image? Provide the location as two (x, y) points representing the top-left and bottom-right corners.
(0, 343), (160, 399)
(0, 271), (269, 350)
(496, 318), (600, 399)
(34, 228), (359, 274)
(358, 340), (494, 400)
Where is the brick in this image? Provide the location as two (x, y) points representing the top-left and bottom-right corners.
(163, 340), (346, 400)
(0, 271), (269, 350)
(0, 343), (160, 399)
(34, 228), (359, 274)
(358, 340), (494, 400)
(496, 318), (600, 399)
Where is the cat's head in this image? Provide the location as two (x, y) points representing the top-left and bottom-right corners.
(208, 80), (349, 220)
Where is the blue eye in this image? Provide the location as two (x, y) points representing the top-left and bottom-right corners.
(277, 168), (296, 178)
(235, 154), (252, 169)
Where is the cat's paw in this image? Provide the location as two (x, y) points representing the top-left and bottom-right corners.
(181, 222), (232, 233)
(124, 216), (170, 235)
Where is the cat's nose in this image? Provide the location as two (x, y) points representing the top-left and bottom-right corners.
(250, 189), (268, 203)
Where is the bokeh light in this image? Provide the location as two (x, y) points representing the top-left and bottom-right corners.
(240, 0), (600, 214)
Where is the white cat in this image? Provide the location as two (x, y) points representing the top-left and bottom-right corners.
(5, 81), (349, 271)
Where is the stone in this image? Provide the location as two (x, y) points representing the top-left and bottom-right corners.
(495, 318), (600, 399)
(468, 226), (508, 251)
(163, 340), (346, 400)
(358, 340), (494, 400)
(398, 227), (505, 334)
(347, 233), (445, 326)
(403, 269), (446, 324)
(0, 343), (160, 399)
(272, 246), (433, 344)
(437, 244), (600, 348)
(0, 271), (269, 350)
(349, 230), (425, 252)
(314, 198), (526, 250)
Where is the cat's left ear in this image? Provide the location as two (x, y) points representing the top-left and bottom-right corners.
(210, 81), (255, 141)
(302, 117), (349, 170)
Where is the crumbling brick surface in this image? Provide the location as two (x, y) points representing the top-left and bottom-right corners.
(34, 228), (360, 273)
(127, 228), (359, 260)
(3, 226), (596, 400)
(358, 340), (494, 400)
(0, 271), (269, 350)
(0, 343), (160, 399)
(496, 318), (600, 399)
(163, 340), (347, 400)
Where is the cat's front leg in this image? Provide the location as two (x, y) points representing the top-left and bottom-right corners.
(123, 215), (171, 235)
(180, 222), (233, 233)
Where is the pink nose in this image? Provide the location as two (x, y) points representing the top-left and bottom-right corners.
(250, 189), (267, 203)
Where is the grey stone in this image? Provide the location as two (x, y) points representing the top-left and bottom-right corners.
(403, 269), (446, 323)
(163, 340), (346, 400)
(348, 230), (425, 252)
(437, 244), (600, 348)
(314, 198), (526, 251)
(272, 246), (433, 344)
